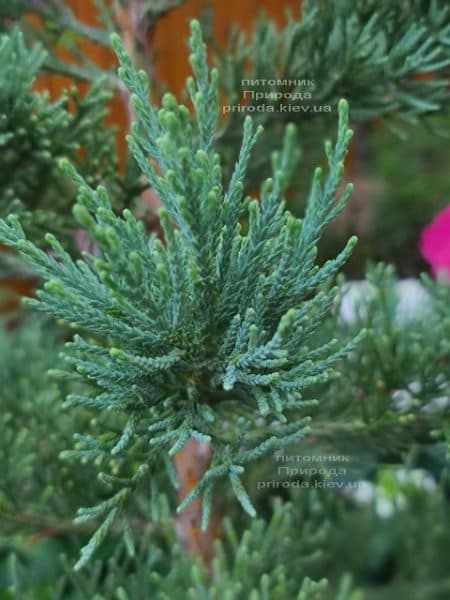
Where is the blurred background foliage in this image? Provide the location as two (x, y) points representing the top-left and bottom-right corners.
(0, 1), (450, 599)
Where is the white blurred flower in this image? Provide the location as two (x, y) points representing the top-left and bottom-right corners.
(338, 279), (430, 325)
(338, 281), (375, 324)
(392, 388), (414, 411)
(395, 279), (431, 323)
(347, 469), (436, 518)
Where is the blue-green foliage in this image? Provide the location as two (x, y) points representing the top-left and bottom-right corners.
(0, 20), (360, 567)
(5, 494), (365, 600)
(272, 264), (450, 498)
(0, 27), (142, 249)
(0, 318), (67, 517)
(331, 265), (450, 429)
(219, 0), (450, 123)
(0, 317), (104, 590)
(216, 0), (450, 189)
(55, 496), (358, 600)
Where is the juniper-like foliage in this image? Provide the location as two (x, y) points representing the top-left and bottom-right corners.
(331, 266), (449, 442)
(53, 497), (352, 600)
(0, 318), (100, 539)
(0, 20), (361, 567)
(271, 264), (450, 484)
(216, 0), (450, 187)
(0, 0), (110, 81)
(0, 28), (143, 251)
(0, 0), (186, 83)
(218, 0), (450, 125)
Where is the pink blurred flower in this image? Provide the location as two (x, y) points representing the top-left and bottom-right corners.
(420, 206), (450, 279)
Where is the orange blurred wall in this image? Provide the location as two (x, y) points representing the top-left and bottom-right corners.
(154, 0), (302, 95)
(32, 0), (302, 157)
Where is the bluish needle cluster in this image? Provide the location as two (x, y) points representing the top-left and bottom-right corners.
(0, 20), (361, 568)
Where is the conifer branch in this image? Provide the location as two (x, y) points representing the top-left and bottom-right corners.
(0, 19), (359, 566)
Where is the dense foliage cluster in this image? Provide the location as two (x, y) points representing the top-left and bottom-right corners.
(0, 20), (364, 568)
(0, 2), (449, 599)
(0, 28), (142, 250)
(216, 0), (450, 186)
